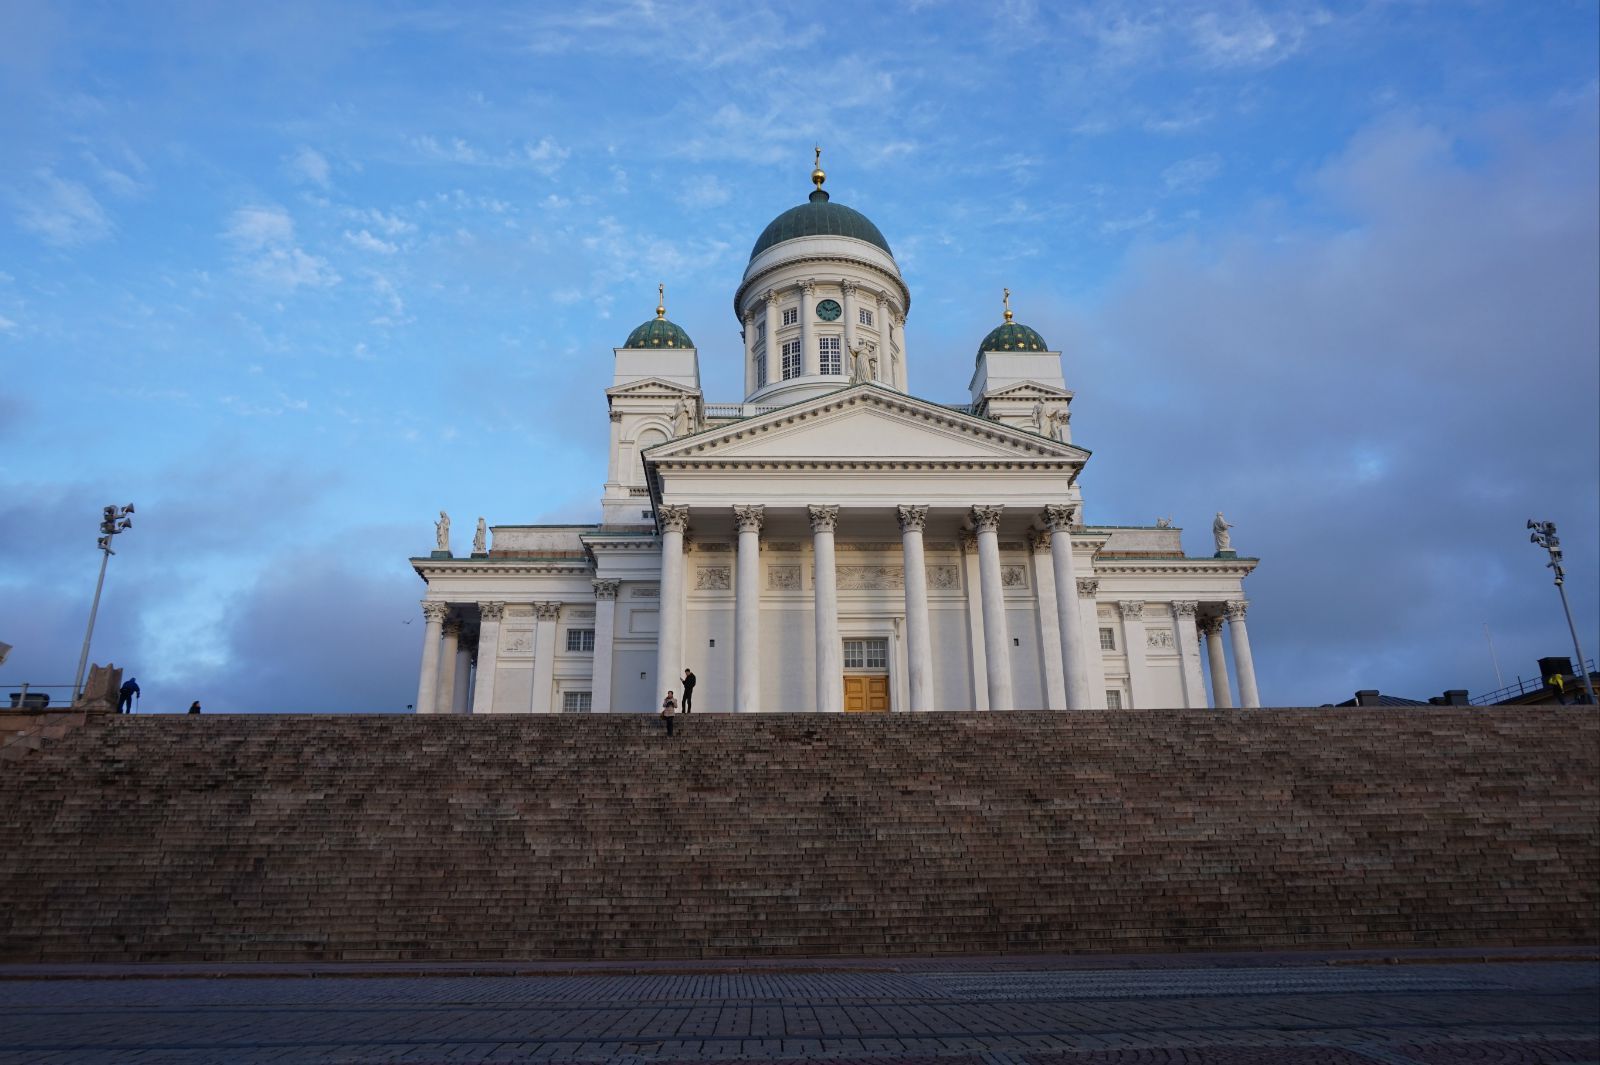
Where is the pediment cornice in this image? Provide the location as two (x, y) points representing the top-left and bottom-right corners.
(606, 377), (701, 400)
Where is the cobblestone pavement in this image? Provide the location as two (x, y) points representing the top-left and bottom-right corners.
(0, 962), (1593, 1064)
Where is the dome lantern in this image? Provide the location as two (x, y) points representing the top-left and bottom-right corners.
(976, 288), (1049, 363)
(623, 283), (694, 349)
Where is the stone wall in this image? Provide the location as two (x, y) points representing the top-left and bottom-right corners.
(0, 709), (1593, 962)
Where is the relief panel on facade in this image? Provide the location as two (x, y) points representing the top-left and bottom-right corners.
(767, 565), (802, 590)
(838, 565), (903, 590)
(927, 565), (961, 590)
(695, 566), (731, 590)
(1000, 565), (1028, 589)
(631, 585), (660, 598)
(1146, 628), (1176, 651)
(500, 629), (535, 656)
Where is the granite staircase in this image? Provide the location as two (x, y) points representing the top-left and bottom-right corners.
(0, 709), (1594, 962)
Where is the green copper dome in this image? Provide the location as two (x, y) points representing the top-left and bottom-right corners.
(976, 321), (1049, 362)
(750, 189), (893, 261)
(624, 316), (694, 350)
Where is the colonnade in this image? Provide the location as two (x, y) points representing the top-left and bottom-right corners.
(742, 278), (903, 392)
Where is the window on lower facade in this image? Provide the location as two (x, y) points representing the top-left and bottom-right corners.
(1099, 627), (1116, 651)
(566, 628), (595, 652)
(781, 339), (803, 380)
(842, 638), (888, 670)
(562, 691), (592, 713)
(1105, 690), (1123, 710)
(755, 349), (767, 387)
(819, 335), (842, 375)
(782, 307), (798, 326)
(859, 307), (874, 326)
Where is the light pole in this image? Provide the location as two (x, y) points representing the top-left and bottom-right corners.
(72, 503), (135, 702)
(1527, 519), (1596, 706)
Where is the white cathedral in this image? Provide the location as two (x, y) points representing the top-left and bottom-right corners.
(411, 159), (1262, 715)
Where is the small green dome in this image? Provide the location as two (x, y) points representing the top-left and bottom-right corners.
(750, 190), (893, 261)
(977, 321), (1049, 362)
(624, 317), (694, 350)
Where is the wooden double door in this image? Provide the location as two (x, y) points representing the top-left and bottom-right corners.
(843, 675), (890, 713)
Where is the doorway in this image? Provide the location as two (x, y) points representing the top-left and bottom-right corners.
(842, 637), (890, 713)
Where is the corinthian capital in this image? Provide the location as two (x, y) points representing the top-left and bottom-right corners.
(1042, 502), (1077, 532)
(442, 617), (462, 637)
(1027, 528), (1052, 552)
(592, 579), (619, 600)
(1171, 600), (1198, 618)
(896, 504), (928, 532)
(1076, 578), (1099, 597)
(969, 504), (1004, 532)
(659, 504), (691, 533)
(421, 601), (451, 624)
(764, 288), (778, 305)
(1224, 600), (1249, 622)
(733, 504), (765, 533)
(534, 601), (562, 620)
(478, 601), (505, 622)
(1118, 600), (1145, 620)
(808, 504), (839, 533)
(801, 278), (816, 296)
(840, 279), (857, 296)
(1198, 614), (1224, 636)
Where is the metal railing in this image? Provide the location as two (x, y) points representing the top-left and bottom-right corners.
(4, 683), (78, 710)
(1472, 659), (1595, 705)
(703, 403), (785, 420)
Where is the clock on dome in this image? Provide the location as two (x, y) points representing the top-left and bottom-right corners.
(815, 299), (842, 321)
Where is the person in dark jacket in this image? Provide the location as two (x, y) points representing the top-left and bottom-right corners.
(681, 668), (696, 713)
(187, 701), (201, 715)
(660, 691), (677, 735)
(118, 678), (140, 714)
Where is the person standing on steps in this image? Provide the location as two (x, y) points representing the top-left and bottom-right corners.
(188, 701), (201, 715)
(118, 677), (140, 714)
(681, 668), (696, 713)
(660, 690), (677, 735)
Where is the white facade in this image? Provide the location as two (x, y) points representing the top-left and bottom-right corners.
(411, 171), (1260, 714)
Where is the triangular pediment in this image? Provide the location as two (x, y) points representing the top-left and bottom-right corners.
(984, 381), (1074, 401)
(606, 377), (700, 399)
(645, 384), (1089, 465)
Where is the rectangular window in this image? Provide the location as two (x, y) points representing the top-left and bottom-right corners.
(757, 321), (766, 340)
(781, 339), (803, 380)
(782, 307), (798, 327)
(1099, 627), (1116, 651)
(819, 336), (842, 375)
(562, 691), (592, 713)
(1105, 690), (1123, 710)
(859, 307), (874, 326)
(755, 349), (767, 387)
(842, 638), (888, 670)
(566, 628), (595, 652)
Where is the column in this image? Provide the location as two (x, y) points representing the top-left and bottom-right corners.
(1077, 578), (1107, 708)
(1043, 503), (1090, 709)
(733, 505), (764, 713)
(452, 641), (473, 714)
(655, 505), (690, 704)
(810, 504), (843, 712)
(531, 602), (560, 713)
(763, 289), (779, 384)
(971, 505), (1013, 712)
(892, 314), (906, 390)
(1200, 615), (1232, 708)
(1225, 601), (1261, 708)
(1029, 530), (1067, 710)
(437, 616), (461, 713)
(800, 280), (817, 376)
(470, 602), (504, 714)
(414, 601), (448, 714)
(591, 580), (618, 712)
(1118, 601), (1149, 709)
(897, 505), (933, 712)
(960, 531), (989, 710)
(742, 313), (756, 397)
(1172, 601), (1207, 709)
(841, 280), (857, 360)
(876, 295), (892, 383)
(605, 408), (622, 484)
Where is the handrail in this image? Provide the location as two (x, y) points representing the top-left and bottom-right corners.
(1472, 658), (1596, 704)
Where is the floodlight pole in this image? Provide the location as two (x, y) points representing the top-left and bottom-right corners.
(1528, 520), (1597, 706)
(71, 503), (135, 702)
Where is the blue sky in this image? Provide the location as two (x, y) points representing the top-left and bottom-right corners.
(2, 1), (1596, 712)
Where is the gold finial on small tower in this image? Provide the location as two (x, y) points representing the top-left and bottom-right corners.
(656, 283), (666, 320)
(811, 145), (826, 190)
(1003, 287), (1013, 322)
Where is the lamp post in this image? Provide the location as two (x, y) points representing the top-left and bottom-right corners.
(72, 503), (135, 702)
(1527, 519), (1596, 706)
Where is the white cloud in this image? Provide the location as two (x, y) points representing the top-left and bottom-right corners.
(286, 146), (332, 188)
(223, 205), (340, 291)
(0, 313), (17, 332)
(345, 207), (416, 236)
(345, 229), (398, 254)
(678, 174), (730, 209)
(14, 170), (113, 246)
(411, 134), (570, 174)
(1162, 153), (1223, 193)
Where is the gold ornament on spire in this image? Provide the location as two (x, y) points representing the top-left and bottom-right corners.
(811, 145), (826, 190)
(1003, 287), (1013, 322)
(656, 283), (666, 320)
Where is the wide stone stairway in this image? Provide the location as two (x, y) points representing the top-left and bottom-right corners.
(0, 709), (1594, 963)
